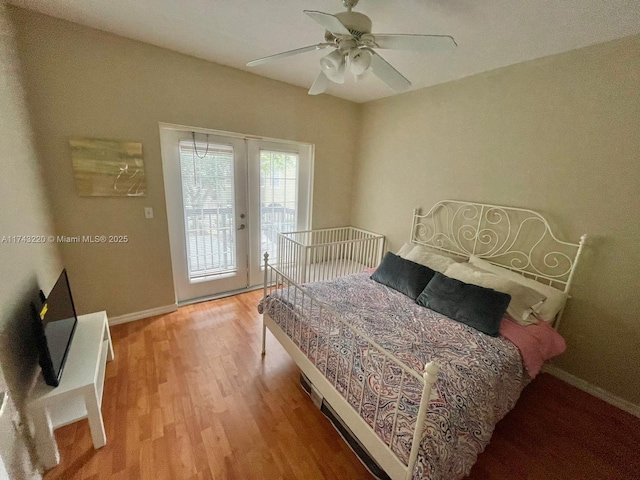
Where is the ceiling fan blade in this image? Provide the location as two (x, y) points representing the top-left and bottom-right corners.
(369, 50), (411, 92)
(373, 34), (457, 52)
(247, 44), (329, 67)
(308, 71), (330, 95)
(304, 10), (351, 36)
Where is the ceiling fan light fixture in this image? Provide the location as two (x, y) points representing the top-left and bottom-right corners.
(320, 50), (346, 83)
(348, 47), (372, 76)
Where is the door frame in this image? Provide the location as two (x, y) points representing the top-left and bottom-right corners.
(247, 139), (313, 287)
(160, 126), (248, 302)
(159, 123), (314, 304)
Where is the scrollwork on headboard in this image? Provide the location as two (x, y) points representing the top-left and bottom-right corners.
(411, 200), (587, 292)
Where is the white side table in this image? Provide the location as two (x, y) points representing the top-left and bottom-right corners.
(28, 311), (113, 470)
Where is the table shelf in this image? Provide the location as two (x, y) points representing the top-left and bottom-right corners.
(28, 311), (113, 469)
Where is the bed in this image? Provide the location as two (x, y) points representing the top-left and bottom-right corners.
(258, 200), (587, 480)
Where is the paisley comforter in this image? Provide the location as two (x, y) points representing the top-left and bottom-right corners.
(258, 272), (529, 480)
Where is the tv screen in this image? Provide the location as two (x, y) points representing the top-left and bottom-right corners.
(32, 269), (78, 387)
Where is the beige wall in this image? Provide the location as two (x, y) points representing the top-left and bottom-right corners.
(351, 35), (640, 404)
(0, 4), (61, 479)
(9, 7), (361, 318)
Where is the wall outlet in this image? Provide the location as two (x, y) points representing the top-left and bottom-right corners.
(144, 207), (154, 219)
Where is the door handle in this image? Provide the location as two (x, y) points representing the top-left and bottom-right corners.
(238, 224), (246, 230)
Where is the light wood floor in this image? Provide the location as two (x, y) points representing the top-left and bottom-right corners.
(44, 291), (640, 480)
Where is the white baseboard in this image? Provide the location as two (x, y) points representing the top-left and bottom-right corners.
(543, 364), (640, 418)
(108, 304), (178, 326)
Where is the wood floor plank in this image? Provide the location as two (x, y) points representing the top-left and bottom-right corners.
(43, 290), (640, 480)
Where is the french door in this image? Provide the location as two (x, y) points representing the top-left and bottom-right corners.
(160, 125), (312, 304)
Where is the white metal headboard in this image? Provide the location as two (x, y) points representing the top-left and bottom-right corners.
(410, 200), (587, 298)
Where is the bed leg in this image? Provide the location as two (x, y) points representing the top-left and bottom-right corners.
(261, 322), (266, 356)
(405, 361), (439, 480)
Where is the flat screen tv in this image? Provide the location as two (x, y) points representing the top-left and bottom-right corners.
(31, 269), (78, 387)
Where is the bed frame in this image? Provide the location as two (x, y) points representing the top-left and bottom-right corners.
(408, 200), (587, 328)
(261, 200), (587, 480)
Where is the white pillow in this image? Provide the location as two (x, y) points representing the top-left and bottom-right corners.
(468, 256), (568, 322)
(396, 242), (415, 258)
(405, 245), (458, 274)
(443, 262), (546, 325)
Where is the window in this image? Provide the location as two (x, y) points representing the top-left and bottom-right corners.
(179, 141), (237, 281)
(259, 150), (299, 264)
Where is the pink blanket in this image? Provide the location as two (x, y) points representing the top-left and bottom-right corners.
(500, 317), (566, 377)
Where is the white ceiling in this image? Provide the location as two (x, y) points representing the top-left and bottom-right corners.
(10, 0), (640, 103)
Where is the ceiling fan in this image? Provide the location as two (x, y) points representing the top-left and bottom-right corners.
(246, 0), (456, 95)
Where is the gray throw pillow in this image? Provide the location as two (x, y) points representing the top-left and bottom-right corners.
(371, 252), (436, 300)
(416, 272), (511, 337)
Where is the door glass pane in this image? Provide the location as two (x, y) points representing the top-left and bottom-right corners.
(260, 150), (298, 264)
(179, 140), (236, 282)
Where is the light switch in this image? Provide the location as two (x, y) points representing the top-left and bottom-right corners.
(144, 207), (154, 219)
